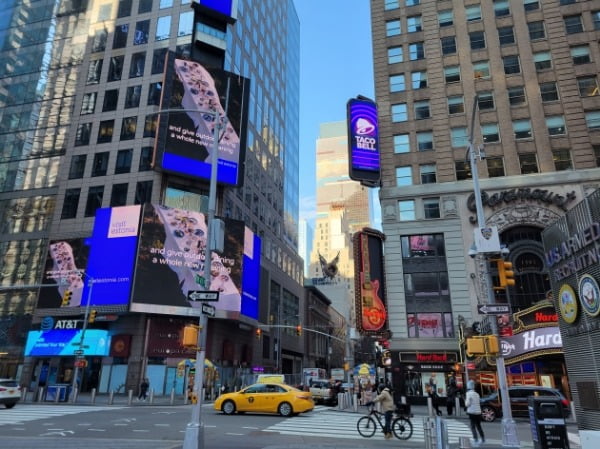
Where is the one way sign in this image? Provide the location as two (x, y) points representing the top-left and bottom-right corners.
(188, 290), (220, 302)
(477, 304), (511, 315)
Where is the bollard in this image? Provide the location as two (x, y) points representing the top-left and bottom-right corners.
(455, 396), (462, 417)
(55, 388), (60, 403)
(184, 389), (189, 405)
(91, 387), (96, 404)
(170, 387), (175, 405)
(353, 392), (358, 412)
(570, 401), (577, 422)
(149, 388), (154, 404)
(21, 387), (28, 402)
(128, 389), (133, 405)
(71, 387), (79, 403)
(427, 396), (434, 417)
(458, 436), (472, 449)
(37, 387), (44, 402)
(108, 390), (114, 405)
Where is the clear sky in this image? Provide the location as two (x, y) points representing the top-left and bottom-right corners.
(295, 0), (375, 226)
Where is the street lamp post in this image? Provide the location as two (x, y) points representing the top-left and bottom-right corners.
(467, 95), (519, 447)
(71, 276), (93, 402)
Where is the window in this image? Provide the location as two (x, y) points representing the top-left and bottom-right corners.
(513, 119), (532, 139)
(113, 24), (129, 49)
(125, 85), (142, 108)
(117, 0), (132, 18)
(420, 165), (436, 184)
(466, 5), (481, 21)
(139, 146), (153, 171)
(552, 149), (572, 171)
(407, 16), (422, 32)
(81, 92), (97, 115)
(528, 21), (545, 40)
(405, 0), (419, 5)
(494, 0), (510, 17)
(560, 0), (576, 4)
(144, 114), (157, 137)
(152, 48), (168, 74)
(470, 31), (486, 50)
(178, 11), (193, 36)
(482, 123), (500, 143)
(386, 20), (401, 37)
(138, 0), (152, 13)
(130, 52), (146, 78)
(451, 127), (468, 147)
(503, 55), (520, 74)
(148, 82), (162, 105)
(571, 45), (591, 65)
(478, 92), (494, 110)
(534, 52), (552, 71)
(115, 149), (133, 174)
(102, 89), (118, 112)
(92, 29), (107, 52)
(586, 111), (600, 130)
(417, 131), (433, 151)
(409, 42), (424, 60)
(593, 11), (600, 30)
(121, 116), (137, 140)
(390, 74), (406, 92)
(111, 183), (128, 207)
(498, 26), (515, 45)
(438, 10), (453, 27)
(134, 19), (150, 44)
(547, 116), (566, 136)
(441, 36), (456, 55)
(594, 145), (600, 167)
(92, 152), (109, 177)
(473, 61), (490, 79)
(97, 120), (114, 143)
(394, 134), (410, 153)
(455, 161), (472, 180)
(85, 186), (104, 217)
(448, 96), (464, 114)
(392, 103), (408, 122)
(523, 0), (539, 12)
(62, 188), (81, 219)
(396, 166), (413, 186)
(423, 198), (440, 218)
(508, 86), (526, 105)
(540, 82), (559, 102)
(414, 100), (430, 119)
(385, 0), (400, 9)
(159, 0), (173, 8)
(564, 15), (584, 34)
(445, 66), (460, 83)
(108, 55), (124, 82)
(135, 180), (153, 204)
(399, 200), (416, 221)
(411, 71), (427, 89)
(487, 157), (505, 177)
(577, 76), (599, 97)
(69, 155), (87, 179)
(87, 60), (103, 84)
(519, 154), (539, 174)
(75, 123), (92, 146)
(156, 16), (171, 41)
(388, 46), (403, 64)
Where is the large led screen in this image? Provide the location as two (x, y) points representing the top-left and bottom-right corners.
(241, 228), (261, 320)
(347, 97), (381, 187)
(130, 204), (247, 317)
(155, 53), (250, 186)
(25, 329), (111, 356)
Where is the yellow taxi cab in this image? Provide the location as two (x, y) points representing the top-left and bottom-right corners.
(214, 382), (314, 417)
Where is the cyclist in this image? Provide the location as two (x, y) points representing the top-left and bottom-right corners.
(366, 383), (395, 439)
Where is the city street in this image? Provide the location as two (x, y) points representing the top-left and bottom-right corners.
(0, 401), (582, 449)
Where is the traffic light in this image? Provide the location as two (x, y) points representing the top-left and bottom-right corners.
(465, 335), (500, 356)
(497, 259), (516, 288)
(182, 325), (199, 348)
(61, 290), (72, 306)
(296, 325), (302, 336)
(88, 309), (97, 323)
(255, 328), (262, 340)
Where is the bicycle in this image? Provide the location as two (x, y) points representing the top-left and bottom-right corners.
(356, 403), (413, 440)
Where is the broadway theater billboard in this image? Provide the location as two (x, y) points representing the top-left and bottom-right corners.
(154, 52), (250, 186)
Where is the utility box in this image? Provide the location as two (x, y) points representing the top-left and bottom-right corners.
(528, 396), (570, 449)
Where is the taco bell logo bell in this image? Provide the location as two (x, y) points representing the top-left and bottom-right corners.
(354, 118), (377, 150)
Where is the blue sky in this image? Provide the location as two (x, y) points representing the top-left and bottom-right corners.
(295, 0), (375, 225)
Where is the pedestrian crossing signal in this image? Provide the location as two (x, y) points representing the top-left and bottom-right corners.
(255, 328), (262, 340)
(62, 290), (72, 306)
(296, 325), (302, 336)
(182, 325), (199, 348)
(88, 309), (97, 323)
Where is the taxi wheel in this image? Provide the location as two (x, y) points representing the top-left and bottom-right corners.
(222, 400), (236, 415)
(278, 402), (293, 417)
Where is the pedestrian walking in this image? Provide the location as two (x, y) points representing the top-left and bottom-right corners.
(138, 378), (149, 401)
(464, 380), (485, 445)
(446, 372), (458, 416)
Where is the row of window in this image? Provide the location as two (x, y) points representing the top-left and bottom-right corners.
(385, 0), (580, 9)
(87, 47), (174, 85)
(61, 181), (153, 219)
(81, 82), (163, 115)
(75, 114), (158, 146)
(99, 0), (190, 21)
(68, 147), (153, 179)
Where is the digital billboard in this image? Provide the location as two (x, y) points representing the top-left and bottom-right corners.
(347, 96), (381, 187)
(24, 329), (111, 356)
(241, 227), (261, 320)
(154, 52), (250, 186)
(197, 0), (236, 18)
(130, 204), (248, 318)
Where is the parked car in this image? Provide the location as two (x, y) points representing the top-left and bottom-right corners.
(0, 379), (21, 409)
(308, 379), (337, 405)
(480, 386), (570, 422)
(214, 382), (314, 417)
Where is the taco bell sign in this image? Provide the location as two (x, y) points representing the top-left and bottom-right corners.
(347, 96), (381, 187)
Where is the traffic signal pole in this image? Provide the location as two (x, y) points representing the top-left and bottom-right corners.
(467, 95), (519, 447)
(71, 277), (93, 402)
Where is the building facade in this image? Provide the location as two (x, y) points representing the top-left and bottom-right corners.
(371, 0), (600, 404)
(0, 0), (304, 394)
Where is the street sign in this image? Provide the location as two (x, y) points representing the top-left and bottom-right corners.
(477, 304), (511, 315)
(188, 290), (220, 302)
(74, 349), (84, 355)
(201, 303), (216, 317)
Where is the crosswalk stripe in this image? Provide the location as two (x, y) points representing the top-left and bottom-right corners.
(0, 404), (125, 426)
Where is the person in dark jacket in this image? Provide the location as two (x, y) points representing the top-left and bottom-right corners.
(138, 378), (149, 401)
(446, 373), (458, 416)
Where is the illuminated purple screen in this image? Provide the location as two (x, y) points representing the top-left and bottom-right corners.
(347, 98), (380, 172)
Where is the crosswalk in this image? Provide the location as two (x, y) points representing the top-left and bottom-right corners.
(0, 404), (124, 427)
(263, 408), (472, 443)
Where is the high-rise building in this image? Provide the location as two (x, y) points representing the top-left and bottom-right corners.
(309, 121), (371, 322)
(0, 0), (303, 390)
(298, 218), (313, 277)
(371, 0), (600, 405)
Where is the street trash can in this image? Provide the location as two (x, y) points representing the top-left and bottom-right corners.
(528, 395), (570, 449)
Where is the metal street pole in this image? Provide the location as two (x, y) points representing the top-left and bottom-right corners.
(71, 277), (93, 402)
(182, 109), (221, 449)
(467, 95), (519, 447)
